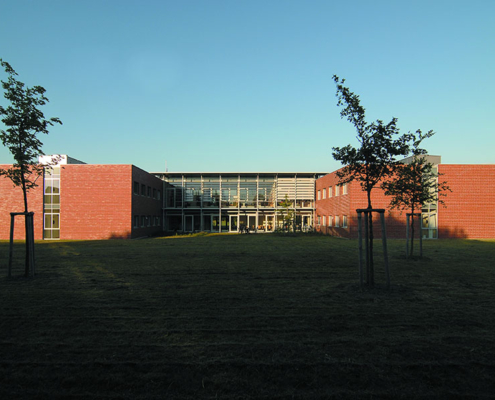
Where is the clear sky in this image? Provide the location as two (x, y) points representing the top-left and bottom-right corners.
(1, 0), (494, 173)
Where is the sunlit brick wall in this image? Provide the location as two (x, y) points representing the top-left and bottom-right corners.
(0, 165), (45, 240)
(315, 169), (413, 239)
(438, 165), (495, 239)
(61, 164), (134, 240)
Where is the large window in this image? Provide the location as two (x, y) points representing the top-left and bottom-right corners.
(328, 186), (332, 197)
(43, 167), (61, 240)
(342, 183), (348, 195)
(342, 215), (348, 228)
(335, 185), (340, 196)
(322, 188), (326, 199)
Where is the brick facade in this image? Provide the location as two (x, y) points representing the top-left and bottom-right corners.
(61, 164), (134, 240)
(2, 160), (494, 241)
(437, 165), (495, 239)
(131, 165), (164, 239)
(0, 165), (45, 240)
(315, 170), (406, 239)
(1, 163), (164, 241)
(315, 164), (495, 240)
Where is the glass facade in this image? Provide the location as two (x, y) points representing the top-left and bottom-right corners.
(157, 173), (319, 233)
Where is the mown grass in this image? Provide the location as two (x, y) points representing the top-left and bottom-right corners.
(1, 234), (494, 399)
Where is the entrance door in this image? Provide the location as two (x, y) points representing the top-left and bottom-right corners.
(229, 216), (238, 232)
(185, 215), (194, 232)
(262, 215), (274, 232)
(239, 215), (257, 232)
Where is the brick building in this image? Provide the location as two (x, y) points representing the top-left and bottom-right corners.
(314, 160), (495, 240)
(0, 156), (163, 240)
(1, 154), (494, 240)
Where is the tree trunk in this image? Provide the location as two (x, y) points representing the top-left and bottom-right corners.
(410, 211), (415, 258)
(367, 190), (374, 288)
(20, 168), (31, 277)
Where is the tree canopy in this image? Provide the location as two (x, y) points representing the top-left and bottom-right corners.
(0, 58), (62, 212)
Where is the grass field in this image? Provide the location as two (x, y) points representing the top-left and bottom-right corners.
(1, 234), (495, 399)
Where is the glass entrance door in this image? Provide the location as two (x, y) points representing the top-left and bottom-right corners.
(185, 215), (193, 232)
(229, 216), (238, 232)
(239, 215), (257, 232)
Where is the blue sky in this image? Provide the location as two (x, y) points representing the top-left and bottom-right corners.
(1, 0), (494, 172)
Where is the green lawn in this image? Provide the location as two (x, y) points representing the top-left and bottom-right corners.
(1, 234), (495, 399)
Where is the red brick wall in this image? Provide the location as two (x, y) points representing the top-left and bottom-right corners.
(131, 166), (163, 239)
(61, 165), (134, 240)
(315, 170), (414, 239)
(438, 165), (495, 239)
(0, 165), (44, 240)
(315, 172), (352, 237)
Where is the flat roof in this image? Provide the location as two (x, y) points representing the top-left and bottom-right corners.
(152, 172), (328, 175)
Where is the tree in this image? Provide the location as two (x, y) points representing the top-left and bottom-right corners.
(0, 59), (62, 276)
(331, 75), (411, 287)
(383, 130), (450, 258)
(278, 194), (294, 232)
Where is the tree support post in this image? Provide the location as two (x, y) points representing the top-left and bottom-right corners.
(406, 213), (422, 258)
(8, 212), (36, 277)
(379, 211), (390, 290)
(357, 212), (363, 290)
(363, 211), (369, 285)
(8, 214), (15, 277)
(26, 212), (35, 277)
(357, 209), (390, 290)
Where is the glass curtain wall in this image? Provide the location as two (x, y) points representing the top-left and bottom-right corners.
(158, 173), (318, 234)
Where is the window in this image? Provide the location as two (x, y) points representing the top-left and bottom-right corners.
(335, 215), (340, 227)
(335, 185), (340, 196)
(317, 190), (321, 200)
(147, 186), (151, 197)
(141, 216), (145, 227)
(342, 183), (348, 195)
(134, 216), (139, 228)
(147, 215), (151, 227)
(43, 166), (61, 240)
(322, 188), (326, 199)
(153, 188), (157, 199)
(157, 190), (161, 200)
(317, 215), (321, 225)
(141, 184), (146, 196)
(322, 215), (326, 226)
(329, 215), (333, 227)
(329, 186), (332, 197)
(134, 181), (139, 195)
(342, 215), (348, 228)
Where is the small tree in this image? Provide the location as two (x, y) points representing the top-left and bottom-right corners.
(0, 59), (62, 276)
(331, 75), (411, 287)
(383, 130), (450, 258)
(278, 194), (294, 232)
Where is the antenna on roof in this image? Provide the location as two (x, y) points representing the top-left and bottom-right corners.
(165, 160), (168, 173)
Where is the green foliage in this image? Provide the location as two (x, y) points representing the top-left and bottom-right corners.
(384, 130), (450, 213)
(0, 58), (62, 211)
(278, 194), (294, 232)
(331, 75), (413, 287)
(331, 75), (412, 206)
(383, 130), (451, 257)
